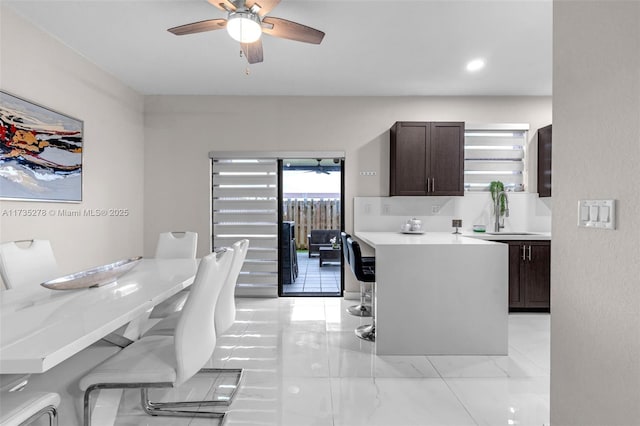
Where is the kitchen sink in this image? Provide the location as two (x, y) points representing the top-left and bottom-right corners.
(484, 232), (539, 235)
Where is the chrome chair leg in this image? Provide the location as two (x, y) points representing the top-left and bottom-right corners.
(141, 389), (225, 419)
(355, 281), (376, 342)
(203, 368), (244, 405)
(141, 368), (243, 408)
(83, 367), (242, 426)
(85, 383), (166, 426)
(355, 323), (375, 342)
(347, 281), (372, 317)
(348, 304), (372, 317)
(148, 368), (244, 407)
(20, 404), (58, 426)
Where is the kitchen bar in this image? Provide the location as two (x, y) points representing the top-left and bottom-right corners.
(356, 231), (508, 356)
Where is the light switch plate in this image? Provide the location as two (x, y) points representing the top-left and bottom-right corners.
(578, 199), (616, 230)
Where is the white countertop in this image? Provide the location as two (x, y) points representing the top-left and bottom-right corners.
(463, 232), (551, 241)
(356, 231), (504, 247)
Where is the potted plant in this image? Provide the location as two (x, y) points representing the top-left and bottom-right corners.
(490, 180), (507, 216)
(330, 236), (340, 249)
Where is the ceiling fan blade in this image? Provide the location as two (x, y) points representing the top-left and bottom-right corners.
(262, 17), (325, 44)
(245, 0), (281, 17)
(241, 39), (264, 64)
(207, 0), (237, 12)
(168, 19), (227, 36)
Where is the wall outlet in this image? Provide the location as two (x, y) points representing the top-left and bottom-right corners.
(432, 205), (441, 214)
(383, 204), (391, 214)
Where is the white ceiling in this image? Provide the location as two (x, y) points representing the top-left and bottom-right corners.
(4, 0), (553, 96)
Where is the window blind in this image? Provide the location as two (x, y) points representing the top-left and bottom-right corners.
(464, 125), (528, 192)
(212, 158), (278, 297)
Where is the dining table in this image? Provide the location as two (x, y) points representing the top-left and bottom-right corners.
(0, 258), (198, 374)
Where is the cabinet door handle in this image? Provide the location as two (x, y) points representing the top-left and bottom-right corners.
(521, 245), (526, 261)
(426, 180), (430, 192)
(432, 178), (435, 192)
(527, 245), (532, 261)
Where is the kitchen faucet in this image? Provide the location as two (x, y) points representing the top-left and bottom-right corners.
(493, 191), (510, 232)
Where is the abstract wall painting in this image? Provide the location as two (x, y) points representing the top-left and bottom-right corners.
(0, 91), (83, 202)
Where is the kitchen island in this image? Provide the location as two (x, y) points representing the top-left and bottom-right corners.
(355, 232), (508, 356)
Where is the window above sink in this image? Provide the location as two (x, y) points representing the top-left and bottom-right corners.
(464, 123), (530, 193)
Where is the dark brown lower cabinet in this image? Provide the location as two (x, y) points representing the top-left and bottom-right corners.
(502, 240), (550, 312)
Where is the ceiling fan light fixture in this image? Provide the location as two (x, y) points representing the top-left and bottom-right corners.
(226, 11), (262, 43)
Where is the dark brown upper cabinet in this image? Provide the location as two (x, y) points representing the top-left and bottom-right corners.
(389, 121), (465, 196)
(537, 124), (552, 197)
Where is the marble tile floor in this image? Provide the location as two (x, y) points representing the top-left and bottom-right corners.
(281, 252), (341, 295)
(22, 297), (550, 426)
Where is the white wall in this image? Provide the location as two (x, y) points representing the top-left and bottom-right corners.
(552, 1), (640, 424)
(144, 96), (551, 292)
(0, 7), (145, 281)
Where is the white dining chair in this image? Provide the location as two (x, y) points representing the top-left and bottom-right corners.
(149, 231), (198, 318)
(214, 239), (249, 336)
(0, 240), (59, 407)
(154, 231), (198, 259)
(0, 240), (59, 289)
(0, 391), (60, 426)
(146, 239), (249, 336)
(79, 248), (234, 426)
(143, 239), (249, 405)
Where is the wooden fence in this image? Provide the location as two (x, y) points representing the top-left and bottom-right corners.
(283, 198), (341, 250)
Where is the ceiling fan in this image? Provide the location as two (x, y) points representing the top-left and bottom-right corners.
(168, 0), (325, 64)
(306, 159), (331, 175)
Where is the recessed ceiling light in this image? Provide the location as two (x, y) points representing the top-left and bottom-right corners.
(466, 58), (485, 72)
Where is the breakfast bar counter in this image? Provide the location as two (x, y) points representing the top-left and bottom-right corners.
(355, 232), (508, 356)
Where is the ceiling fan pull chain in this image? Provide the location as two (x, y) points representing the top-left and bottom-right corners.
(237, 49), (250, 75)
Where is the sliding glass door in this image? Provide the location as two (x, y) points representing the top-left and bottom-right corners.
(279, 158), (344, 297)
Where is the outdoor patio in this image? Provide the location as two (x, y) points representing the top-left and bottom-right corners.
(281, 250), (341, 295)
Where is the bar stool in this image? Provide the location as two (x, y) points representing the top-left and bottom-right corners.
(346, 237), (376, 342)
(342, 232), (375, 317)
(0, 391), (60, 426)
